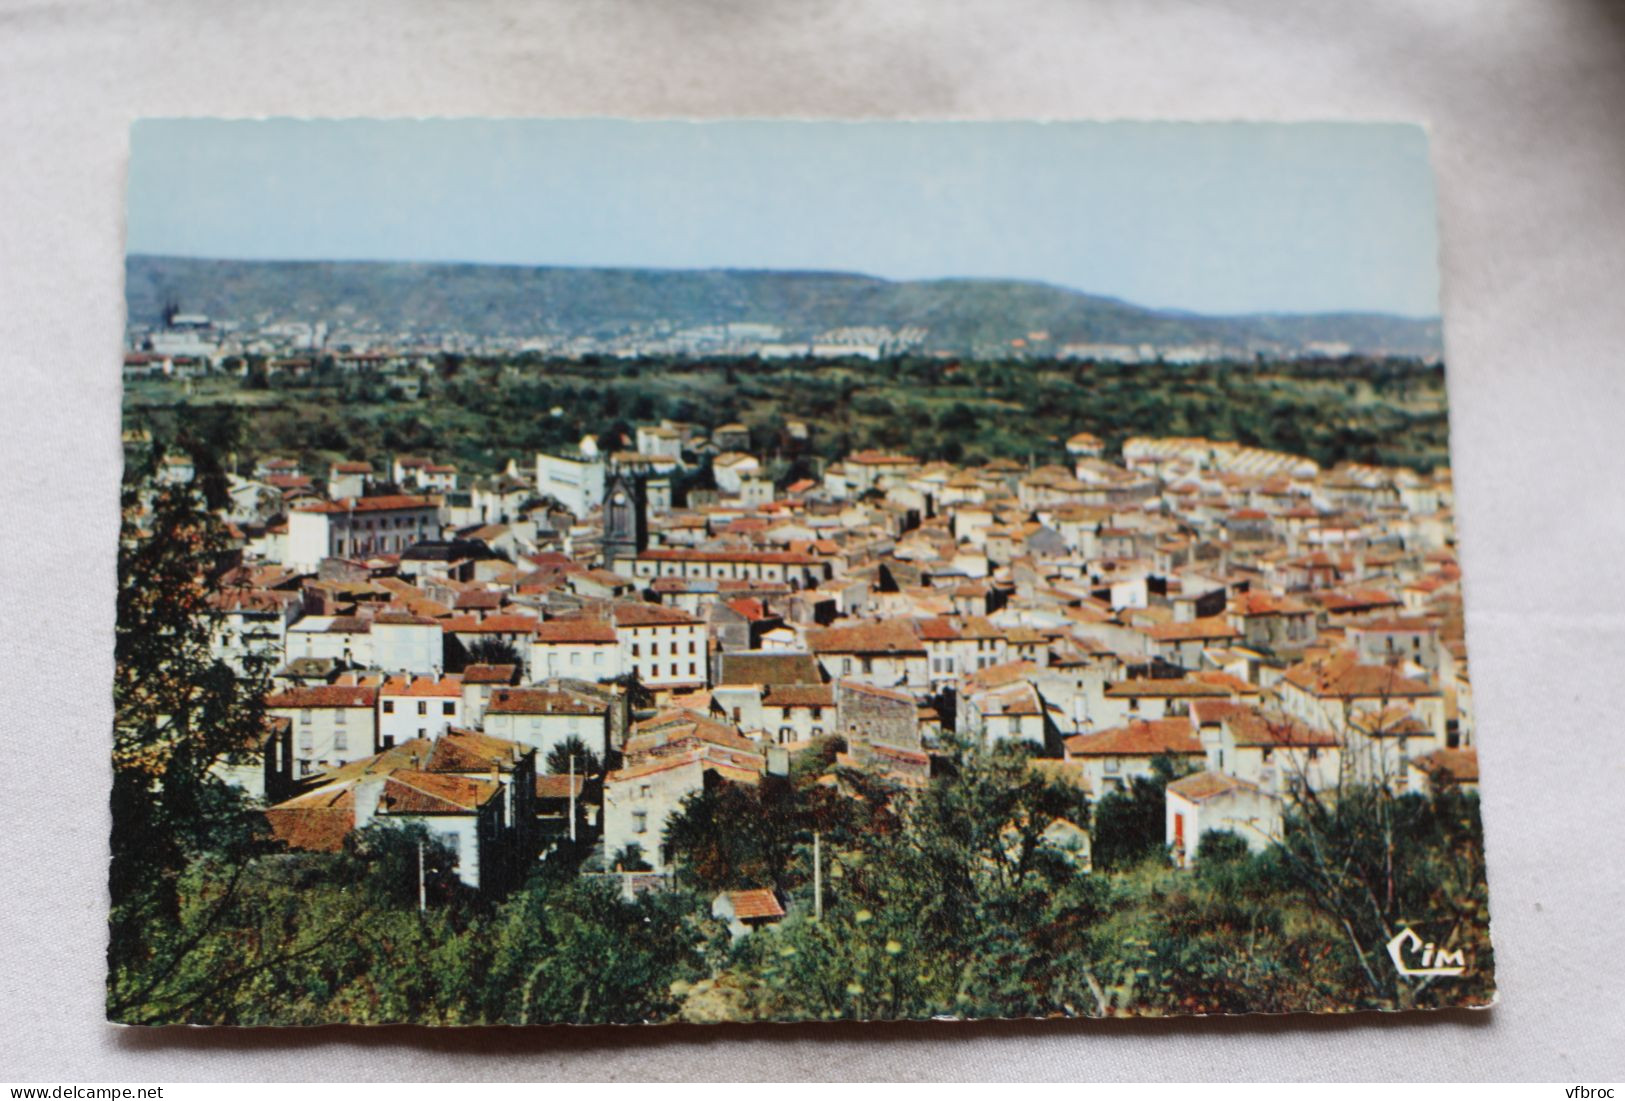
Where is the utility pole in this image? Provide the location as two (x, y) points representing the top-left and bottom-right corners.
(813, 829), (823, 922)
(568, 752), (578, 843)
(417, 839), (427, 913)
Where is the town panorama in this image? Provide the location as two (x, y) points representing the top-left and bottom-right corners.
(111, 321), (1491, 1025)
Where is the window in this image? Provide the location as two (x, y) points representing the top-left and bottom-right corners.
(688, 641), (697, 655)
(571, 651), (582, 667)
(632, 643), (640, 657)
(442, 701), (455, 716)
(335, 709), (346, 725)
(593, 651), (604, 667)
(300, 711), (312, 725)
(334, 729), (348, 751)
(416, 700), (427, 716)
(689, 663), (697, 676)
(842, 658), (853, 674)
(1104, 757), (1120, 775)
(670, 663), (678, 677)
(639, 784), (651, 799)
(633, 811), (648, 835)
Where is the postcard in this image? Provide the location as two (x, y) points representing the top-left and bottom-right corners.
(109, 119), (1493, 1026)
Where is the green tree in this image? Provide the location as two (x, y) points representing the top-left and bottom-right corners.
(545, 735), (602, 777)
(107, 423), (276, 1022)
(1090, 754), (1189, 872)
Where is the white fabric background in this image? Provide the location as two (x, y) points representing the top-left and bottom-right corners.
(2, 0), (1622, 1082)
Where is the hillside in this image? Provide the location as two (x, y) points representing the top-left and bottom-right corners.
(125, 255), (1443, 358)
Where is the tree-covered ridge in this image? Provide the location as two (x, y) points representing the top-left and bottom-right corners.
(125, 353), (1452, 478)
(126, 255), (1443, 357)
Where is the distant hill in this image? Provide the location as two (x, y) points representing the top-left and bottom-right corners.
(125, 255), (1443, 358)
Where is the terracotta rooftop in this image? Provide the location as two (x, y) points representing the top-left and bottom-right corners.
(807, 621), (925, 655)
(1166, 770), (1258, 803)
(381, 770), (502, 814)
(265, 685), (376, 709)
(1104, 678), (1231, 699)
(721, 888), (785, 921)
(1064, 719), (1204, 759)
(1410, 747), (1479, 784)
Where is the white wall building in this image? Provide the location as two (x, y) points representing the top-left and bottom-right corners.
(535, 451), (606, 519)
(286, 495), (441, 570)
(377, 674), (464, 748)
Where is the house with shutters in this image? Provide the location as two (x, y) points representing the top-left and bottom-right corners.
(1165, 770), (1282, 867)
(286, 494), (441, 570)
(482, 685), (613, 764)
(264, 728), (535, 893)
(459, 663), (520, 727)
(806, 619), (928, 691)
(610, 602), (708, 694)
(264, 678), (379, 777)
(531, 617), (623, 681)
(602, 712), (765, 871)
(376, 673), (464, 749)
(1062, 718), (1205, 794)
(1099, 676), (1232, 725)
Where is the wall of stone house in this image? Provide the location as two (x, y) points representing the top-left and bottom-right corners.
(836, 681), (919, 750)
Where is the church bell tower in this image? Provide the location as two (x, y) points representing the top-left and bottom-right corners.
(601, 471), (648, 567)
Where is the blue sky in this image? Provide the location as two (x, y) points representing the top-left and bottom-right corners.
(127, 119), (1440, 318)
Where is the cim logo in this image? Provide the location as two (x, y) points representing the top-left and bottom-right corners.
(1386, 926), (1467, 978)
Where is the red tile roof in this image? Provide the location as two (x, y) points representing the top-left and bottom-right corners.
(1064, 719), (1203, 758)
(487, 688), (608, 716)
(722, 888), (785, 921)
(1166, 770), (1257, 803)
(611, 602), (701, 628)
(265, 685), (376, 709)
(381, 770), (502, 814)
(535, 773), (586, 799)
(1224, 711), (1340, 749)
(378, 674), (463, 698)
(424, 728), (528, 772)
(461, 663), (519, 684)
(1282, 653), (1436, 699)
(1145, 617), (1239, 643)
(807, 620), (924, 655)
(1104, 678), (1231, 699)
(442, 613), (541, 634)
(762, 684), (836, 708)
(264, 788), (354, 852)
(297, 494), (437, 514)
(533, 618), (619, 644)
(1410, 747), (1479, 784)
